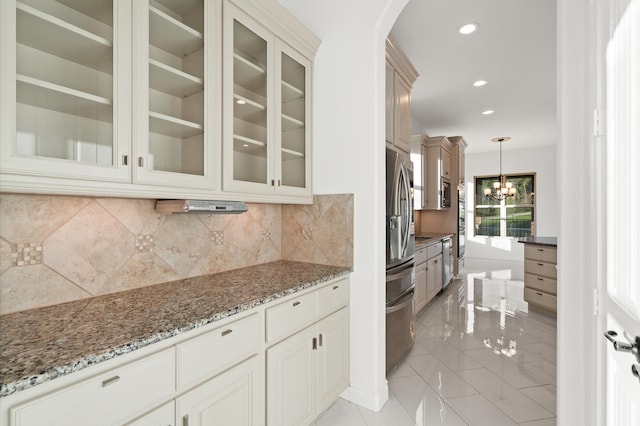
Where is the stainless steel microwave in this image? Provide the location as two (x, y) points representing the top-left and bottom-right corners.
(441, 178), (451, 208)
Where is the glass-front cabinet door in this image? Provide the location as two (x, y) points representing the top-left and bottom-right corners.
(132, 0), (220, 189)
(0, 0), (130, 182)
(223, 3), (311, 198)
(276, 41), (311, 197)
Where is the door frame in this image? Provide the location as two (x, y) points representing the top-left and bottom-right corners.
(557, 0), (600, 424)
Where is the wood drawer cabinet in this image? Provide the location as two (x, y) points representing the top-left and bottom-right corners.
(523, 244), (557, 313)
(175, 355), (264, 426)
(414, 246), (428, 313)
(1, 276), (350, 426)
(10, 348), (175, 426)
(265, 278), (350, 426)
(176, 313), (261, 390)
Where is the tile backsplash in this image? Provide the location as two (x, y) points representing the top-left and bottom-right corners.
(0, 193), (353, 315)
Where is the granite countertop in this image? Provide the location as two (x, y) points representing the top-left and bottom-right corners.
(517, 236), (558, 247)
(414, 233), (454, 248)
(0, 260), (350, 398)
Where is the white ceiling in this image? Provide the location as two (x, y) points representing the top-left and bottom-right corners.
(390, 0), (557, 154)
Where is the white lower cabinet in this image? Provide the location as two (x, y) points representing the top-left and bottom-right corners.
(267, 308), (349, 426)
(128, 401), (174, 426)
(1, 277), (349, 426)
(175, 356), (264, 426)
(426, 254), (443, 303)
(10, 348), (176, 426)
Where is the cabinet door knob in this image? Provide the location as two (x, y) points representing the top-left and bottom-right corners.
(333, 285), (339, 290)
(221, 329), (233, 336)
(183, 414), (189, 426)
(122, 155), (128, 166)
(312, 337), (317, 350)
(138, 157), (144, 167)
(293, 301), (301, 307)
(319, 333), (323, 347)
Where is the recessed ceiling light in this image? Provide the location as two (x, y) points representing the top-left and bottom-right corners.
(482, 110), (494, 115)
(473, 80), (488, 87)
(459, 22), (479, 35)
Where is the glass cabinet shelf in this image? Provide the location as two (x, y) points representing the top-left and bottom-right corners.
(281, 81), (303, 102)
(149, 59), (203, 97)
(17, 2), (113, 72)
(17, 75), (113, 122)
(149, 111), (203, 139)
(149, 6), (203, 57)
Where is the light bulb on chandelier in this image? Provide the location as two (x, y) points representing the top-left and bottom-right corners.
(484, 137), (516, 201)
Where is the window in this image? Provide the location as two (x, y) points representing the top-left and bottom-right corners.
(474, 173), (535, 237)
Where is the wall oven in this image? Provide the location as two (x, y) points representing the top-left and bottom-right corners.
(441, 178), (451, 208)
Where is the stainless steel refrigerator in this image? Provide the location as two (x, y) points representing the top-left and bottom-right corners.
(385, 148), (415, 374)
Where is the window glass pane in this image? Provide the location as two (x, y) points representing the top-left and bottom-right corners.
(505, 175), (535, 205)
(475, 176), (500, 206)
(475, 207), (500, 236)
(506, 206), (533, 237)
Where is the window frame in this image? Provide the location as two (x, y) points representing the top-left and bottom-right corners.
(473, 172), (537, 238)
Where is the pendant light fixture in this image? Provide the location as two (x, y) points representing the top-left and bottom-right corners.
(484, 137), (516, 201)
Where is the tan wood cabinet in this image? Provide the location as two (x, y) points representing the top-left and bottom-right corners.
(385, 35), (418, 153)
(411, 135), (453, 210)
(523, 244), (558, 313)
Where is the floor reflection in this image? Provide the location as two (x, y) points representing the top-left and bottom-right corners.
(315, 259), (557, 426)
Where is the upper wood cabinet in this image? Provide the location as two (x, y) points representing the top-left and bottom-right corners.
(448, 136), (467, 189)
(411, 134), (453, 210)
(222, 2), (312, 198)
(0, 0), (131, 183)
(0, 0), (318, 203)
(385, 35), (418, 153)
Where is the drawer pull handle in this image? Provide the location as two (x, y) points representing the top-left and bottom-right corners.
(333, 285), (339, 290)
(183, 414), (189, 426)
(536, 292), (543, 296)
(537, 248), (544, 252)
(312, 337), (317, 350)
(537, 277), (544, 281)
(101, 376), (120, 387)
(221, 329), (233, 336)
(293, 301), (301, 307)
(537, 263), (544, 266)
(319, 333), (323, 347)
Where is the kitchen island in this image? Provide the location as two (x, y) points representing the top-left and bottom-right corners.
(518, 237), (558, 314)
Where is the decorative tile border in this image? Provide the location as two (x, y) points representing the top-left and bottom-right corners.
(212, 231), (224, 246)
(135, 235), (155, 253)
(11, 243), (42, 266)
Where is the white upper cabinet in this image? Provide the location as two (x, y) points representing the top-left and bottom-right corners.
(0, 0), (131, 182)
(131, 0), (221, 189)
(222, 2), (312, 199)
(0, 0), (318, 203)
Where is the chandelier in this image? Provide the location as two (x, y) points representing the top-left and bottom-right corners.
(484, 137), (516, 201)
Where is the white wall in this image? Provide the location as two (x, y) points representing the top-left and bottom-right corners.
(464, 145), (558, 261)
(279, 0), (409, 412)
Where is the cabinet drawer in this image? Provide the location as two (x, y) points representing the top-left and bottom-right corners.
(266, 291), (318, 343)
(11, 348), (175, 426)
(524, 288), (557, 312)
(525, 260), (557, 279)
(415, 247), (428, 264)
(426, 242), (442, 259)
(525, 245), (557, 263)
(525, 273), (557, 295)
(176, 313), (260, 390)
(317, 278), (349, 319)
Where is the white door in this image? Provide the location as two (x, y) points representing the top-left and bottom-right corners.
(595, 0), (640, 424)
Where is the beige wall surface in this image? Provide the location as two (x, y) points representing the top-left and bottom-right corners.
(0, 193), (353, 315)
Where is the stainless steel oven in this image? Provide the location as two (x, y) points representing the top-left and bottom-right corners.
(441, 178), (451, 208)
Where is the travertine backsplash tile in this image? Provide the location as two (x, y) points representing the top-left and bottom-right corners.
(0, 193), (353, 314)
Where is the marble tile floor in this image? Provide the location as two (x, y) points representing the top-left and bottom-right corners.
(315, 258), (557, 426)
